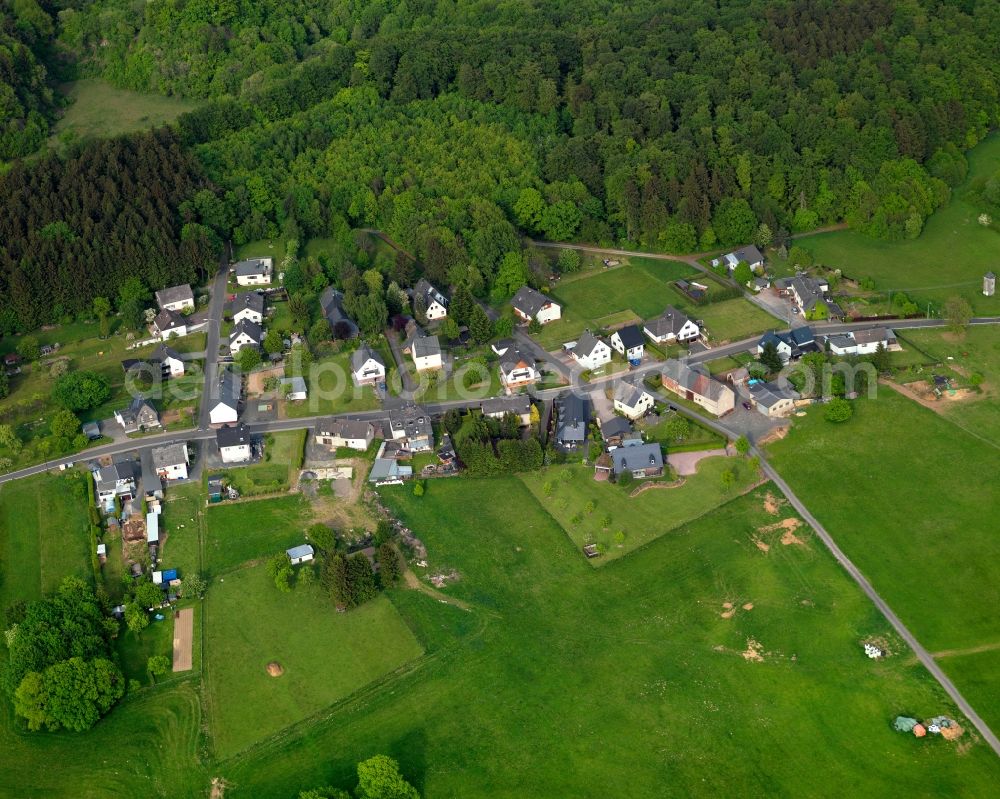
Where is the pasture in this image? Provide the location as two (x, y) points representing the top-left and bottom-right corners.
(796, 134), (1000, 314)
(202, 566), (423, 760)
(521, 459), (756, 560)
(217, 477), (1000, 797)
(204, 494), (312, 575)
(51, 79), (197, 144)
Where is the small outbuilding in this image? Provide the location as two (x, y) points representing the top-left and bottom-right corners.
(286, 544), (315, 565)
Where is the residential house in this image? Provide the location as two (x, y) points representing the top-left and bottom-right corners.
(643, 307), (700, 344)
(139, 448), (162, 500)
(723, 245), (765, 273)
(750, 276), (771, 292)
(151, 442), (190, 481)
(406, 335), (443, 372)
(155, 284), (195, 313)
(153, 309), (187, 340)
(660, 359), (735, 416)
(387, 405), (433, 451)
(351, 345), (386, 386)
(786, 275), (839, 318)
(280, 376), (308, 401)
(229, 318), (264, 355)
(569, 330), (612, 370)
(757, 331), (793, 363)
(413, 279), (449, 320)
(232, 291), (265, 325)
(748, 381), (799, 418)
(209, 370), (241, 425)
(609, 325), (645, 363)
(234, 257), (272, 286)
(613, 379), (656, 420)
(757, 326), (817, 363)
(437, 433), (457, 469)
(497, 347), (539, 389)
(491, 338), (515, 356)
(319, 287), (358, 338)
(94, 462), (136, 507)
(152, 344), (185, 377)
(723, 366), (750, 389)
(827, 327), (896, 356)
(610, 441), (664, 479)
(481, 395), (532, 426)
(554, 392), (589, 447)
(216, 423), (252, 463)
(599, 416), (633, 448)
(315, 418), (375, 451)
(286, 544), (314, 565)
(114, 397), (160, 433)
(511, 286), (562, 324)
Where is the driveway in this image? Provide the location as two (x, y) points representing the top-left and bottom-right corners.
(668, 447), (730, 475)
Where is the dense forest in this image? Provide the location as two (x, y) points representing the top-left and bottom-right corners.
(2, 0), (1000, 327)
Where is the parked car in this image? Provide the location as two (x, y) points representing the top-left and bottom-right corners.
(742, 401), (752, 410)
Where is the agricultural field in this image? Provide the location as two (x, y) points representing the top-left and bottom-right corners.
(50, 79), (198, 146)
(521, 459), (756, 560)
(217, 477), (1000, 797)
(795, 134), (1000, 315)
(767, 392), (1000, 719)
(204, 494), (312, 575)
(203, 567), (423, 759)
(533, 257), (774, 349)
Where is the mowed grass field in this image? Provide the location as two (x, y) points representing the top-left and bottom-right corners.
(796, 133), (1000, 314)
(283, 351), (382, 418)
(205, 494), (312, 575)
(203, 566), (423, 759)
(0, 472), (92, 604)
(218, 477), (1000, 797)
(534, 258), (776, 349)
(159, 481), (204, 579)
(51, 79), (198, 144)
(521, 459), (757, 560)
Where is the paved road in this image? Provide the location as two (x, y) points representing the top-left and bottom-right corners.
(197, 246), (231, 431)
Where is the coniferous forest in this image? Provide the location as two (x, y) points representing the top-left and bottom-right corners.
(3, 0), (1000, 330)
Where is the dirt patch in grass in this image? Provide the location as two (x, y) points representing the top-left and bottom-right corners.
(742, 602), (754, 611)
(210, 778), (227, 799)
(628, 477), (685, 496)
(266, 661), (284, 677)
(247, 366), (285, 396)
(753, 537), (770, 553)
(763, 491), (783, 515)
(742, 638), (764, 662)
(757, 517), (805, 546)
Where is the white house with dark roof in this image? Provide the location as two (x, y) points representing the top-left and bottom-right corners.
(351, 345), (386, 386)
(413, 279), (449, 320)
(315, 418), (376, 451)
(723, 245), (765, 273)
(481, 395), (532, 426)
(232, 291), (265, 325)
(280, 376), (307, 401)
(610, 324), (645, 362)
(216, 423), (252, 463)
(229, 319), (264, 354)
(152, 344), (185, 377)
(151, 442), (190, 481)
(387, 405), (433, 451)
(643, 307), (699, 344)
(610, 441), (664, 479)
(613, 379), (656, 420)
(406, 335), (443, 372)
(155, 284), (194, 313)
(497, 347), (538, 389)
(826, 327), (895, 356)
(153, 308), (187, 340)
(209, 370), (241, 425)
(569, 331), (611, 370)
(234, 257), (272, 286)
(511, 286), (561, 324)
(94, 461), (137, 506)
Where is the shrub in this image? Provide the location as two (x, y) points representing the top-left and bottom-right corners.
(824, 398), (853, 423)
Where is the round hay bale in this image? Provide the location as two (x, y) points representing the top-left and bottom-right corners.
(266, 661), (284, 677)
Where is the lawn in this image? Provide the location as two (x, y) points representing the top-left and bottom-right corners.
(50, 79), (198, 145)
(116, 614), (176, 685)
(521, 459), (756, 560)
(795, 133), (1000, 315)
(283, 351), (381, 418)
(218, 477), (1000, 797)
(0, 471), (92, 608)
(203, 565), (423, 760)
(936, 648), (1000, 734)
(892, 325), (1000, 446)
(767, 392), (1000, 727)
(218, 430), (306, 494)
(204, 494), (312, 575)
(694, 297), (778, 342)
(639, 412), (727, 451)
(160, 482), (204, 578)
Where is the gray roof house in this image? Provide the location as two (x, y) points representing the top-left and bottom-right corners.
(387, 404), (433, 451)
(481, 395), (532, 424)
(286, 544), (315, 564)
(351, 345), (386, 384)
(748, 381), (799, 417)
(510, 285), (561, 323)
(555, 392), (589, 446)
(643, 306), (700, 343)
(319, 287), (358, 338)
(155, 284), (194, 311)
(114, 396), (160, 433)
(610, 441), (664, 478)
(152, 308), (186, 336)
(411, 335), (441, 359)
(232, 291), (266, 323)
